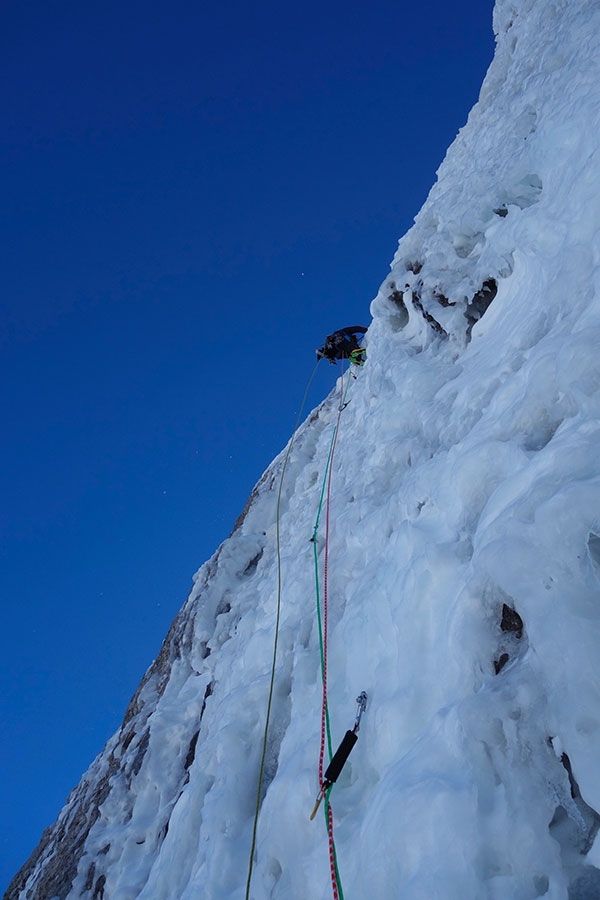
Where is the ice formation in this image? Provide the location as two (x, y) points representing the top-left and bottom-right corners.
(7, 0), (600, 897)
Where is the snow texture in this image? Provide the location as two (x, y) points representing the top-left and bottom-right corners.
(7, 0), (600, 898)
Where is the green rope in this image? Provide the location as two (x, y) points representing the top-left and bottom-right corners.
(312, 368), (355, 757)
(245, 358), (321, 900)
(312, 428), (337, 761)
(312, 367), (354, 900)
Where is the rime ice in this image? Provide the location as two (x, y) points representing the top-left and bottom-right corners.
(7, 0), (600, 898)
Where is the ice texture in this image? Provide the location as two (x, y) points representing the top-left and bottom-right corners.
(7, 0), (600, 898)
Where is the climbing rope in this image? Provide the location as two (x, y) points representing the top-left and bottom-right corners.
(312, 363), (354, 758)
(325, 799), (340, 900)
(245, 357), (321, 900)
(310, 361), (354, 899)
(320, 363), (348, 779)
(245, 351), (364, 900)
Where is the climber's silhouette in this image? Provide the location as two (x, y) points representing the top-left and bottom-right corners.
(316, 326), (367, 364)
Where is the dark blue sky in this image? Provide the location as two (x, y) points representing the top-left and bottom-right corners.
(0, 0), (494, 889)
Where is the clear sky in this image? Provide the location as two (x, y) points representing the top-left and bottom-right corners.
(0, 0), (494, 890)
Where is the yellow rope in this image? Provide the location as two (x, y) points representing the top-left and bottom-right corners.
(245, 358), (321, 899)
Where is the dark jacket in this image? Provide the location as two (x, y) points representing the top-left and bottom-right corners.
(316, 326), (367, 363)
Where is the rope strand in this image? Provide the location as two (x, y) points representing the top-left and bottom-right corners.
(312, 360), (353, 900)
(326, 794), (340, 900)
(245, 358), (321, 900)
(320, 364), (346, 781)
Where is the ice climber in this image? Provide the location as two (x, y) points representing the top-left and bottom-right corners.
(316, 325), (367, 364)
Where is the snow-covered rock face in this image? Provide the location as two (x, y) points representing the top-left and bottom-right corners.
(8, 1), (600, 898)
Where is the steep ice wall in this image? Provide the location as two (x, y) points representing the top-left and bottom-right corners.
(7, 0), (600, 898)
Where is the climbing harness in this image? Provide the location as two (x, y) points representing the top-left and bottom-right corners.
(349, 347), (366, 366)
(245, 357), (322, 900)
(310, 358), (368, 900)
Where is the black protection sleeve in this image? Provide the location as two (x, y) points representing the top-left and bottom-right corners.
(323, 730), (358, 785)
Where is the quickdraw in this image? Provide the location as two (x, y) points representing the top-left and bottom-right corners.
(310, 692), (368, 820)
